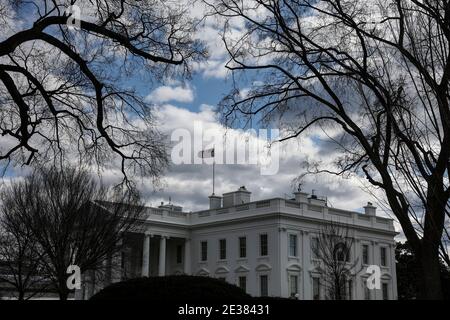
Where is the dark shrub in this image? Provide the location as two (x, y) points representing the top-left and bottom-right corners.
(90, 275), (251, 300)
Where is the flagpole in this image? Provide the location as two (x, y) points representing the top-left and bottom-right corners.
(213, 160), (215, 195)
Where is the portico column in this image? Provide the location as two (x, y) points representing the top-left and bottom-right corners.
(142, 234), (150, 277)
(158, 236), (167, 276)
(184, 238), (191, 275)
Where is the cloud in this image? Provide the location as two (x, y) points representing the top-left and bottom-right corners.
(139, 103), (389, 218)
(146, 85), (194, 103)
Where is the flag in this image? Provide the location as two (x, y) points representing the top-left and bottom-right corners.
(199, 148), (215, 158)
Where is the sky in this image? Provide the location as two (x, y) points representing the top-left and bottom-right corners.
(109, 5), (386, 218)
(0, 0), (402, 236)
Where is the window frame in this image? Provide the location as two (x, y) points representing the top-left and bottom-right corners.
(382, 282), (389, 300)
(259, 233), (268, 257)
(288, 233), (298, 257)
(259, 274), (269, 297)
(200, 241), (208, 262)
(362, 244), (369, 265)
(311, 236), (319, 260)
(238, 276), (247, 292)
(238, 236), (247, 258)
(289, 274), (299, 297)
(312, 276), (321, 300)
(380, 246), (387, 266)
(219, 238), (227, 260)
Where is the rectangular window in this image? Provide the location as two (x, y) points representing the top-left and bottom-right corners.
(382, 283), (389, 300)
(380, 247), (387, 266)
(219, 239), (227, 260)
(311, 237), (319, 259)
(289, 234), (298, 257)
(260, 275), (268, 296)
(289, 275), (299, 297)
(260, 234), (268, 256)
(176, 244), (183, 264)
(362, 244), (369, 265)
(239, 237), (247, 258)
(364, 285), (371, 300)
(238, 276), (247, 292)
(312, 277), (320, 300)
(347, 280), (353, 300)
(201, 241), (208, 261)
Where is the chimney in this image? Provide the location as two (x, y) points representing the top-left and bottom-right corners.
(363, 202), (376, 216)
(294, 191), (308, 203)
(222, 186), (251, 207)
(307, 189), (327, 206)
(209, 194), (222, 209)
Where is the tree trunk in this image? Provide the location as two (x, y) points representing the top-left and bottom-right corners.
(416, 243), (444, 300)
(58, 278), (70, 300)
(59, 289), (69, 300)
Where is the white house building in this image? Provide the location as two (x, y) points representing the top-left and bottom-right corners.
(81, 186), (398, 300)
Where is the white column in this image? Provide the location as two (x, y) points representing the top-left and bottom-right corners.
(158, 236), (167, 276)
(184, 238), (191, 275)
(302, 231), (311, 300)
(142, 234), (150, 277)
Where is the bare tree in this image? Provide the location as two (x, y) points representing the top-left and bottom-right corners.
(0, 212), (49, 300)
(0, 166), (145, 300)
(312, 221), (358, 300)
(207, 0), (450, 299)
(0, 0), (205, 184)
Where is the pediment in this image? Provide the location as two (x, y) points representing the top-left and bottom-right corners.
(234, 265), (250, 273)
(255, 263), (272, 272)
(286, 263), (302, 272)
(381, 273), (392, 280)
(196, 267), (210, 276)
(215, 266), (230, 274)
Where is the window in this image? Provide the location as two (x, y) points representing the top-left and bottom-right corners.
(260, 275), (268, 296)
(382, 283), (389, 300)
(335, 242), (350, 262)
(347, 280), (353, 300)
(239, 237), (247, 258)
(380, 247), (387, 266)
(176, 245), (183, 264)
(260, 234), (268, 256)
(201, 241), (208, 261)
(362, 244), (369, 265)
(289, 275), (299, 298)
(289, 234), (298, 257)
(312, 277), (320, 300)
(238, 276), (247, 292)
(311, 237), (319, 259)
(364, 284), (371, 300)
(219, 239), (227, 260)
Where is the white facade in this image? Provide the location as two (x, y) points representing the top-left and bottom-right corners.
(86, 187), (398, 300)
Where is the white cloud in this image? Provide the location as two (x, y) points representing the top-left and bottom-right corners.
(146, 85), (194, 103)
(146, 103), (389, 218)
